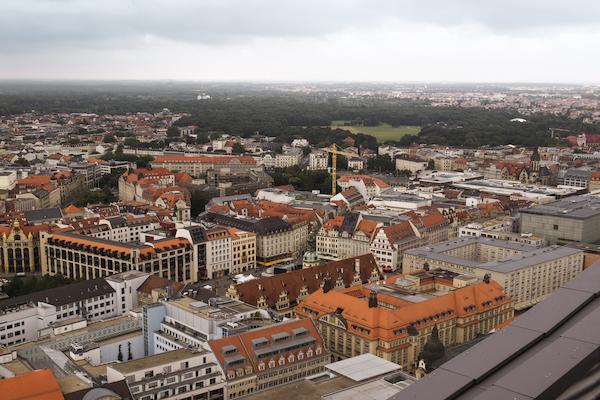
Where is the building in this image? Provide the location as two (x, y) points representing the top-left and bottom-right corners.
(275, 149), (302, 168)
(0, 369), (64, 400)
(0, 220), (57, 274)
(151, 155), (258, 177)
(226, 254), (382, 318)
(389, 262), (600, 400)
(369, 221), (420, 270)
(562, 167), (592, 189)
(0, 272), (146, 347)
(337, 175), (390, 201)
(347, 156), (366, 171)
(106, 348), (226, 400)
(229, 228), (257, 274)
(402, 237), (584, 310)
(395, 157), (428, 174)
(308, 151), (328, 171)
(143, 296), (270, 356)
(43, 232), (195, 283)
(520, 194), (600, 244)
(99, 215), (161, 242)
(295, 276), (512, 371)
(200, 212), (308, 267)
(317, 213), (379, 261)
(204, 227), (233, 279)
(208, 319), (330, 399)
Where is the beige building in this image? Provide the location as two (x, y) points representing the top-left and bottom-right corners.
(0, 221), (52, 274)
(229, 228), (256, 274)
(316, 216), (378, 261)
(395, 157), (428, 174)
(402, 237), (584, 310)
(151, 155), (259, 177)
(275, 150), (302, 168)
(434, 157), (455, 172)
(205, 228), (233, 279)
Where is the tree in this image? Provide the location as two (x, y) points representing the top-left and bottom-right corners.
(167, 126), (180, 137)
(196, 132), (210, 144)
(103, 134), (116, 143)
(117, 344), (123, 362)
(231, 143), (245, 154)
(128, 342), (133, 360)
(14, 157), (30, 167)
(75, 187), (116, 207)
(426, 159), (435, 170)
(367, 155), (394, 173)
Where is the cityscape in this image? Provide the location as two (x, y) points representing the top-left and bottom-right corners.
(1, 1), (600, 400)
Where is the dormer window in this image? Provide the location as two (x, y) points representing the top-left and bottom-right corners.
(316, 346), (322, 355)
(258, 362), (265, 371)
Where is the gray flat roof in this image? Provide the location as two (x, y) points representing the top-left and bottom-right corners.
(325, 354), (401, 382)
(403, 237), (582, 273)
(109, 348), (202, 374)
(521, 194), (600, 219)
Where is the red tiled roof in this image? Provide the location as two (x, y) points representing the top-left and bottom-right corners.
(0, 369), (64, 400)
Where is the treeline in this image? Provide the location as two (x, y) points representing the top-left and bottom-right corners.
(269, 166), (333, 194)
(3, 83), (600, 148)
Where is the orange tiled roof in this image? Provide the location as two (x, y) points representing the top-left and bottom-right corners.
(338, 174), (390, 188)
(0, 369), (64, 400)
(17, 175), (52, 187)
(208, 319), (325, 374)
(296, 281), (511, 341)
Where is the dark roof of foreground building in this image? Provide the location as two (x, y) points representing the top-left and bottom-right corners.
(200, 211), (291, 235)
(520, 194), (600, 219)
(0, 277), (115, 311)
(389, 263), (600, 400)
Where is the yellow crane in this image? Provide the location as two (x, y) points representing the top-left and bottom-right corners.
(323, 144), (358, 195)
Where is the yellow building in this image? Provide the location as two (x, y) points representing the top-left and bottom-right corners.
(228, 228), (256, 274)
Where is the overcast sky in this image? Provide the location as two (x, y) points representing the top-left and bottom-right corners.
(1, 0), (600, 83)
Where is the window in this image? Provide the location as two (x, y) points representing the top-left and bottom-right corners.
(553, 225), (559, 230)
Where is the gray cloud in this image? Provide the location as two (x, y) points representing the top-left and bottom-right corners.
(1, 0), (600, 52)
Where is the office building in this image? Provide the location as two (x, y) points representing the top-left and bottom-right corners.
(296, 276), (512, 371)
(43, 232), (195, 283)
(520, 194), (600, 244)
(402, 237), (584, 309)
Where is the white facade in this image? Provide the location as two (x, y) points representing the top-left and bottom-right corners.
(309, 151), (328, 171)
(107, 348), (226, 400)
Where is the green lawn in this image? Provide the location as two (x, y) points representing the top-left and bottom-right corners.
(330, 122), (421, 143)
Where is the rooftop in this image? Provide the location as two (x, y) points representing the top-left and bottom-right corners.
(389, 261), (600, 400)
(325, 353), (401, 381)
(109, 348), (204, 374)
(521, 194), (600, 219)
(404, 237), (582, 273)
(0, 369), (64, 400)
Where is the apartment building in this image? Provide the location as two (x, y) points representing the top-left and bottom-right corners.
(369, 221), (421, 270)
(226, 254), (381, 318)
(337, 175), (390, 201)
(208, 319), (330, 399)
(0, 271), (147, 347)
(275, 149), (302, 168)
(151, 155), (258, 177)
(228, 228), (256, 274)
(402, 237), (584, 310)
(99, 215), (161, 243)
(308, 151), (328, 171)
(107, 348), (226, 400)
(316, 214), (379, 261)
(296, 277), (512, 371)
(395, 157), (428, 174)
(201, 212), (308, 266)
(43, 232), (195, 283)
(205, 228), (233, 279)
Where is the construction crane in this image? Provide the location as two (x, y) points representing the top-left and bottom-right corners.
(323, 144), (359, 195)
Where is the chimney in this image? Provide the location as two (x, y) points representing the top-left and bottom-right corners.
(483, 274), (491, 284)
(355, 258), (360, 273)
(368, 290), (378, 308)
